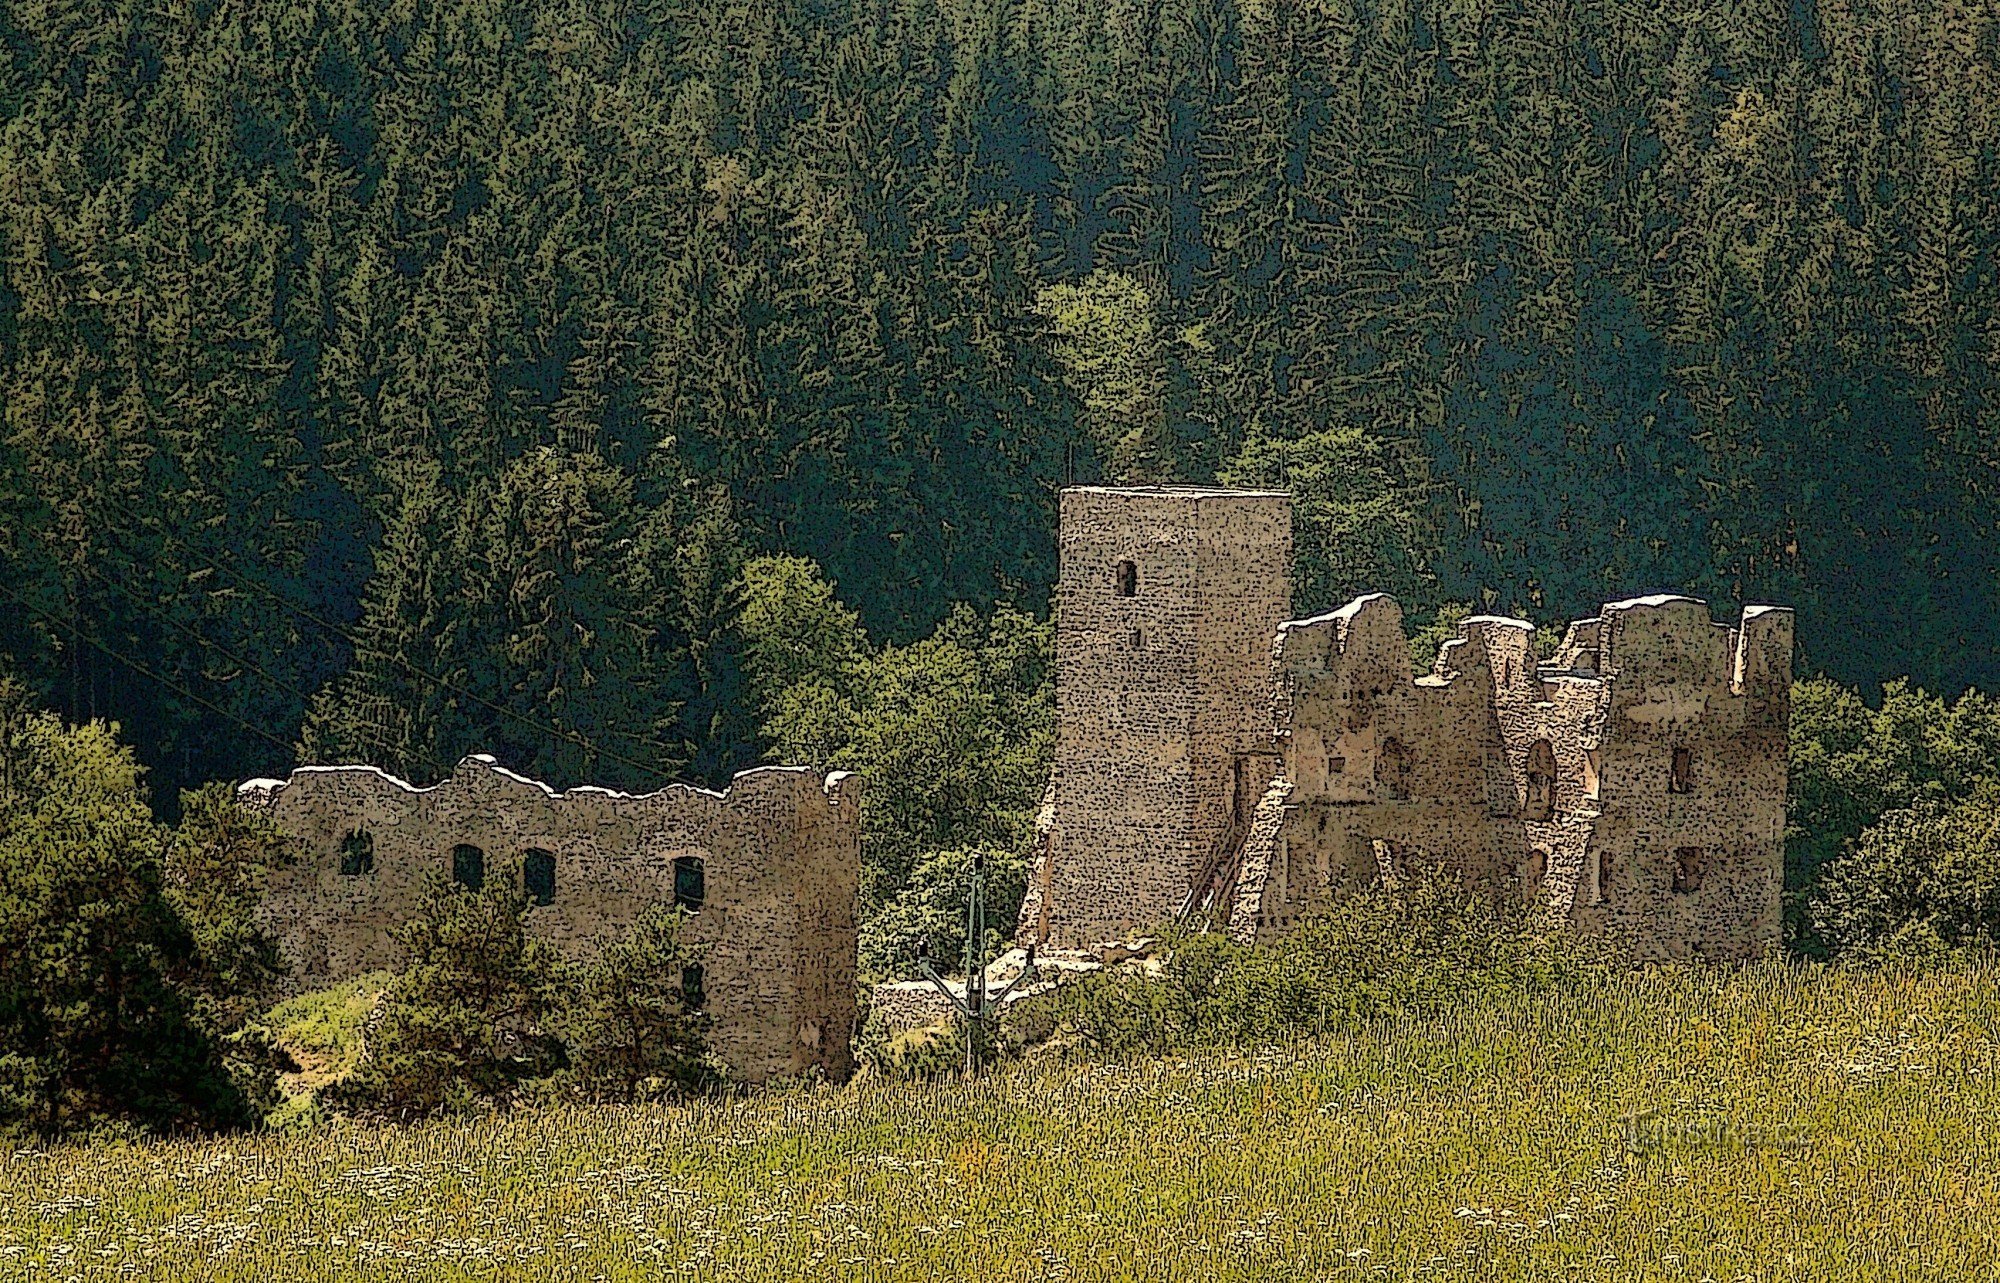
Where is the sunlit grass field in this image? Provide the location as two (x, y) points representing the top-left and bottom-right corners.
(6, 960), (1999, 1280)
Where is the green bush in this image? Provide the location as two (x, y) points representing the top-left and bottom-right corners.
(1787, 678), (2000, 952)
(0, 697), (291, 1136)
(867, 1025), (967, 1082)
(337, 878), (565, 1117)
(1050, 873), (1582, 1053)
(341, 886), (715, 1116)
(1811, 786), (2000, 958)
(542, 903), (718, 1102)
(859, 846), (1026, 981)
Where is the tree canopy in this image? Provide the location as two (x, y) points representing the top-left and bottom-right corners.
(0, 0), (1994, 815)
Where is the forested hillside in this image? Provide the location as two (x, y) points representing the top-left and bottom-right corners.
(1, 0), (1996, 806)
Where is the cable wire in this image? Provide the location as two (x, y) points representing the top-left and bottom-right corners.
(0, 581), (301, 757)
(69, 559), (461, 782)
(88, 493), (683, 784)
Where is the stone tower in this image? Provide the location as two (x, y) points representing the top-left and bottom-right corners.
(1026, 486), (1293, 946)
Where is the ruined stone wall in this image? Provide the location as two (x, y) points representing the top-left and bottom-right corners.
(1034, 486), (1292, 945)
(1231, 593), (1793, 961)
(1230, 595), (1521, 941)
(238, 758), (861, 1083)
(1547, 596), (1793, 960)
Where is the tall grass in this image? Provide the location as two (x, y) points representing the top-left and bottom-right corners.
(7, 960), (1999, 1279)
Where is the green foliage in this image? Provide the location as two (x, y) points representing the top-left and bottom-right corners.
(1220, 426), (1433, 617)
(340, 879), (564, 1117)
(1811, 789), (2000, 958)
(163, 783), (296, 1036)
(1037, 271), (1187, 482)
(734, 556), (867, 716)
(298, 449), (720, 791)
(767, 603), (1053, 914)
(859, 847), (1027, 980)
(0, 0), (1995, 809)
(19, 962), (2000, 1274)
(1786, 678), (2000, 951)
(866, 1024), (966, 1083)
(0, 695), (283, 1135)
(343, 886), (712, 1116)
(1052, 874), (1579, 1054)
(544, 904), (717, 1103)
(261, 972), (391, 1084)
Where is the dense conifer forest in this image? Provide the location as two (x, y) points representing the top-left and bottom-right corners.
(1, 0), (1996, 815)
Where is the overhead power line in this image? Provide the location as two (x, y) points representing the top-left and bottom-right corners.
(88, 492), (682, 784)
(70, 559), (460, 782)
(0, 581), (299, 758)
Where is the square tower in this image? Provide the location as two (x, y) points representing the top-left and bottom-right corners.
(1038, 486), (1292, 945)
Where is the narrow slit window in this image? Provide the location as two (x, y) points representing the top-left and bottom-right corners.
(1129, 628), (1145, 650)
(1114, 560), (1138, 597)
(1524, 739), (1557, 821)
(452, 843), (485, 891)
(1522, 847), (1549, 898)
(339, 829), (375, 877)
(673, 855), (706, 911)
(1669, 746), (1693, 794)
(1673, 846), (1704, 893)
(523, 848), (556, 906)
(681, 963), (706, 1011)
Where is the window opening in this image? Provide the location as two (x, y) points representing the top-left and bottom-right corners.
(1673, 847), (1704, 893)
(339, 829), (374, 877)
(673, 855), (706, 911)
(523, 848), (556, 906)
(1524, 739), (1557, 821)
(451, 843), (484, 891)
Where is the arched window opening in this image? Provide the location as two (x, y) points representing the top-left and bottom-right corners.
(1377, 738), (1413, 801)
(1673, 846), (1705, 893)
(681, 964), (706, 1011)
(673, 855), (706, 911)
(1114, 560), (1138, 597)
(339, 829), (375, 877)
(452, 843), (485, 891)
(1524, 739), (1557, 821)
(1669, 746), (1693, 794)
(1523, 847), (1549, 899)
(523, 848), (556, 906)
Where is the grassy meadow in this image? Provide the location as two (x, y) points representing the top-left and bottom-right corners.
(6, 960), (1999, 1281)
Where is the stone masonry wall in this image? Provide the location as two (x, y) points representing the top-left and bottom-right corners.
(238, 757), (861, 1083)
(1233, 593), (1792, 960)
(1033, 486), (1292, 945)
(1229, 595), (1521, 939)
(1025, 483), (1793, 963)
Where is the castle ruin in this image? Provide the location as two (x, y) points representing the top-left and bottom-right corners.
(1020, 485), (1793, 961)
(238, 757), (861, 1083)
